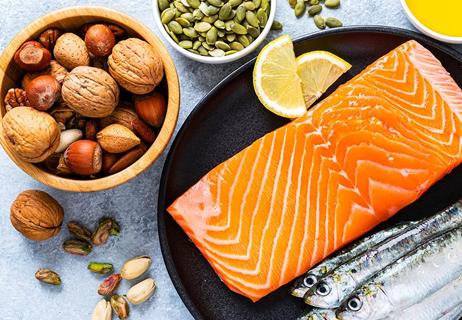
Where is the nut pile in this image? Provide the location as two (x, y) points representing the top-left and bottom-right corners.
(289, 0), (343, 29)
(159, 0), (272, 57)
(2, 23), (166, 178)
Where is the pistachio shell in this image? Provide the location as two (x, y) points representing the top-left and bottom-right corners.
(92, 300), (112, 320)
(127, 278), (156, 305)
(121, 255), (152, 280)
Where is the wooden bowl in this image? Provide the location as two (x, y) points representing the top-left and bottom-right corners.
(0, 6), (180, 192)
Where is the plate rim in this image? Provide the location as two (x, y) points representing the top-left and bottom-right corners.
(157, 25), (462, 320)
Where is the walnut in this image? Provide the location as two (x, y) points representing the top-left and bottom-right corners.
(108, 38), (164, 94)
(2, 107), (60, 163)
(62, 66), (120, 118)
(10, 190), (64, 241)
(4, 88), (29, 110)
(53, 33), (90, 70)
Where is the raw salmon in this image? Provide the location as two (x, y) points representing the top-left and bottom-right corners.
(167, 41), (462, 302)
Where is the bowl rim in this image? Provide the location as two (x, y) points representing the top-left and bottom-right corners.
(152, 0), (276, 64)
(0, 6), (180, 192)
(400, 0), (462, 44)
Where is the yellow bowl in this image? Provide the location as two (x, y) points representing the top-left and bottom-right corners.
(0, 6), (180, 192)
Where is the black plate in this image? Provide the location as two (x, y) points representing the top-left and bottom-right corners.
(158, 26), (462, 320)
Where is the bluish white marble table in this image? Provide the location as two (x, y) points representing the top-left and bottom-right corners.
(0, 0), (460, 319)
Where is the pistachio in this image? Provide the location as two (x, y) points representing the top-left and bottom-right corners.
(92, 217), (114, 246)
(121, 255), (152, 280)
(314, 14), (326, 29)
(110, 219), (121, 236)
(294, 0), (306, 17)
(67, 221), (92, 242)
(307, 4), (322, 16)
(88, 262), (114, 274)
(324, 0), (340, 8)
(55, 129), (83, 153)
(127, 278), (156, 305)
(326, 17), (343, 28)
(35, 268), (61, 285)
(63, 239), (92, 256)
(98, 273), (122, 296)
(111, 295), (130, 320)
(92, 300), (112, 320)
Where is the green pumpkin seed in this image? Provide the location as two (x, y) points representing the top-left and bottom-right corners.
(226, 33), (236, 42)
(229, 0), (243, 7)
(289, 0), (297, 8)
(313, 15), (325, 29)
(166, 28), (179, 42)
(193, 40), (201, 49)
(225, 49), (238, 55)
(214, 20), (226, 29)
(174, 1), (189, 12)
(245, 11), (260, 28)
(270, 20), (283, 30)
(194, 21), (212, 32)
(218, 3), (232, 20)
(206, 26), (218, 44)
(209, 49), (225, 57)
(181, 12), (195, 21)
(243, 1), (256, 10)
(215, 40), (231, 51)
(179, 40), (193, 48)
(159, 0), (170, 11)
(199, 2), (210, 15)
(193, 8), (204, 20)
(325, 17), (342, 28)
(207, 5), (220, 15)
(176, 17), (192, 27)
(168, 20), (184, 34)
(237, 34), (250, 47)
(308, 0), (319, 4)
(308, 4), (322, 16)
(246, 34), (253, 42)
(324, 0), (340, 8)
(247, 25), (260, 38)
(218, 30), (225, 37)
(186, 0), (201, 8)
(261, 0), (269, 11)
(198, 46), (209, 55)
(256, 8), (268, 27)
(161, 8), (176, 24)
(228, 9), (236, 19)
(225, 20), (235, 31)
(235, 5), (246, 22)
(230, 41), (244, 51)
(188, 49), (199, 54)
(231, 22), (247, 34)
(183, 27), (199, 37)
(207, 0), (224, 6)
(294, 1), (306, 17)
(252, 0), (261, 9)
(181, 0), (191, 7)
(202, 42), (211, 50)
(202, 14), (218, 23)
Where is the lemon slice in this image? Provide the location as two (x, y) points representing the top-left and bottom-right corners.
(253, 35), (306, 118)
(296, 51), (351, 107)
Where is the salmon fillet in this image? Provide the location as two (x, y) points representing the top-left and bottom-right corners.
(167, 40), (462, 302)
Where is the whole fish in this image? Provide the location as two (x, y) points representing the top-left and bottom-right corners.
(440, 304), (462, 320)
(291, 222), (412, 298)
(382, 275), (462, 320)
(304, 201), (462, 308)
(299, 308), (337, 320)
(336, 226), (462, 320)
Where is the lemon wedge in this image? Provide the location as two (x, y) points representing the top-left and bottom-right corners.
(253, 35), (306, 118)
(296, 51), (351, 107)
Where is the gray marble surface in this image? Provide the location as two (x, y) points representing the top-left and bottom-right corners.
(0, 1), (461, 319)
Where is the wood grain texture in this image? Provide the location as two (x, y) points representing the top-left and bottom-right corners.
(0, 6), (180, 192)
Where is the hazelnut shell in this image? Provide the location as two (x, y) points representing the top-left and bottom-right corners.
(64, 140), (102, 175)
(85, 24), (116, 57)
(14, 41), (51, 72)
(133, 92), (167, 127)
(26, 75), (61, 111)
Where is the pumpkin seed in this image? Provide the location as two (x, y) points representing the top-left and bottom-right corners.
(202, 14), (218, 23)
(325, 17), (342, 28)
(308, 0), (318, 4)
(230, 41), (244, 51)
(179, 40), (193, 48)
(218, 3), (232, 20)
(226, 33), (236, 42)
(253, 0), (261, 8)
(261, 0), (269, 11)
(168, 20), (184, 34)
(225, 20), (235, 31)
(243, 1), (256, 10)
(193, 40), (202, 49)
(159, 0), (170, 11)
(188, 49), (199, 54)
(247, 25), (260, 38)
(198, 35), (205, 41)
(186, 0), (201, 7)
(207, 0), (224, 6)
(176, 17), (192, 27)
(207, 5), (220, 15)
(313, 14), (326, 29)
(166, 28), (180, 42)
(307, 4), (322, 16)
(194, 21), (212, 32)
(270, 20), (283, 30)
(174, 0), (189, 12)
(198, 46), (209, 55)
(245, 11), (260, 28)
(235, 5), (246, 22)
(217, 30), (225, 37)
(206, 26), (218, 44)
(256, 8), (268, 27)
(215, 40), (231, 51)
(202, 41), (211, 49)
(181, 12), (195, 21)
(225, 49), (238, 55)
(182, 0), (191, 7)
(209, 49), (225, 57)
(237, 34), (250, 47)
(199, 2), (211, 15)
(289, 0), (297, 8)
(229, 0), (243, 7)
(193, 8), (204, 20)
(324, 0), (340, 8)
(231, 22), (248, 34)
(214, 20), (226, 29)
(294, 1), (306, 17)
(183, 27), (199, 37)
(161, 8), (176, 24)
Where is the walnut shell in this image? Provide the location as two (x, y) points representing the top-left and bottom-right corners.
(54, 33), (90, 70)
(108, 38), (163, 94)
(2, 107), (60, 163)
(62, 66), (120, 118)
(10, 190), (64, 241)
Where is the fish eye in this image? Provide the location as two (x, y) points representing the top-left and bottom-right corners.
(304, 275), (317, 287)
(347, 296), (363, 311)
(315, 281), (331, 296)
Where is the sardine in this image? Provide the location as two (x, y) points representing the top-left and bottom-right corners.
(336, 226), (462, 320)
(291, 223), (412, 298)
(304, 201), (462, 308)
(299, 308), (337, 320)
(383, 275), (462, 320)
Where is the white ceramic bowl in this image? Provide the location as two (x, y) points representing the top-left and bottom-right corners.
(401, 0), (462, 44)
(153, 0), (276, 64)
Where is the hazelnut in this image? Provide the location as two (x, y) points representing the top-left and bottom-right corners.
(2, 107), (60, 163)
(85, 24), (116, 57)
(99, 106), (138, 131)
(133, 92), (167, 127)
(54, 33), (90, 70)
(108, 144), (147, 174)
(10, 190), (64, 241)
(102, 152), (119, 173)
(108, 38), (164, 94)
(132, 118), (157, 144)
(25, 75), (61, 111)
(4, 88), (29, 110)
(107, 24), (126, 38)
(38, 28), (63, 50)
(62, 66), (119, 118)
(64, 140), (102, 175)
(96, 124), (141, 153)
(14, 41), (51, 72)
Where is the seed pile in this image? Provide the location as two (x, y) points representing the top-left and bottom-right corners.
(289, 0), (342, 30)
(159, 0), (273, 57)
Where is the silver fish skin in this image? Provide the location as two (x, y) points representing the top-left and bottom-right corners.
(439, 303), (462, 320)
(304, 201), (462, 308)
(299, 308), (338, 320)
(291, 223), (412, 298)
(337, 225), (462, 320)
(383, 275), (462, 320)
